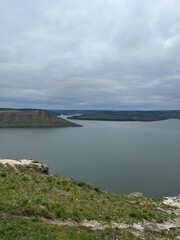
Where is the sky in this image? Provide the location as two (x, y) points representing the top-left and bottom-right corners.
(0, 0), (180, 110)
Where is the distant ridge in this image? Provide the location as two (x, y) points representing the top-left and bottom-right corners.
(66, 110), (180, 122)
(0, 109), (81, 127)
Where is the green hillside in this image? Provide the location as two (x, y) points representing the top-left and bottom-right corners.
(0, 160), (179, 239)
(68, 110), (180, 122)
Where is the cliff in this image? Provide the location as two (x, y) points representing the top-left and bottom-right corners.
(0, 109), (81, 127)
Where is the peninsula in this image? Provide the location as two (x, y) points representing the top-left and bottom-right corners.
(0, 109), (81, 128)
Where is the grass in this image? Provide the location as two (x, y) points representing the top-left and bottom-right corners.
(0, 215), (142, 240)
(0, 163), (179, 239)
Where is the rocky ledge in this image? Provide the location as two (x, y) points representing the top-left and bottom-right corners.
(0, 159), (49, 174)
(163, 196), (180, 208)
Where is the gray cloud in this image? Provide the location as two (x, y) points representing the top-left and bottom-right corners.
(0, 0), (180, 109)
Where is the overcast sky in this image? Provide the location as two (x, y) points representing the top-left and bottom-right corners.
(0, 0), (180, 110)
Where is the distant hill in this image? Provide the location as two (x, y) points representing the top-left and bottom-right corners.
(0, 109), (81, 127)
(66, 110), (180, 121)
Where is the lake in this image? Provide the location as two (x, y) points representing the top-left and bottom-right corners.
(0, 119), (179, 198)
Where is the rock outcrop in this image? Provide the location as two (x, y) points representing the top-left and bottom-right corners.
(163, 195), (180, 208)
(0, 159), (49, 174)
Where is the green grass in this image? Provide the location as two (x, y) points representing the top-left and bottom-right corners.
(0, 215), (142, 240)
(0, 163), (179, 239)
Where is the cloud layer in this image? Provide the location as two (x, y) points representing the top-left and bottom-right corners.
(0, 0), (180, 109)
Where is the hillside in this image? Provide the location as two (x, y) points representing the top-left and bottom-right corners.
(0, 109), (81, 127)
(0, 159), (179, 240)
(67, 110), (180, 122)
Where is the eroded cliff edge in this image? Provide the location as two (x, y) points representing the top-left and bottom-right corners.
(0, 109), (81, 127)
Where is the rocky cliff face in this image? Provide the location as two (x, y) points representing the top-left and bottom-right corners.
(0, 110), (81, 127)
(0, 159), (49, 174)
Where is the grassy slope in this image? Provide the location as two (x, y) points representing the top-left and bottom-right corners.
(0, 164), (179, 239)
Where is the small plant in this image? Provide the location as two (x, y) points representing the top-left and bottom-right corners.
(21, 175), (29, 181)
(32, 160), (39, 163)
(94, 187), (100, 193)
(0, 172), (7, 177)
(77, 181), (87, 187)
(55, 208), (69, 219)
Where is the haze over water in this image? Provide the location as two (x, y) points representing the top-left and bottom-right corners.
(0, 119), (179, 198)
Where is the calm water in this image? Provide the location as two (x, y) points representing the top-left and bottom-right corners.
(0, 119), (180, 198)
